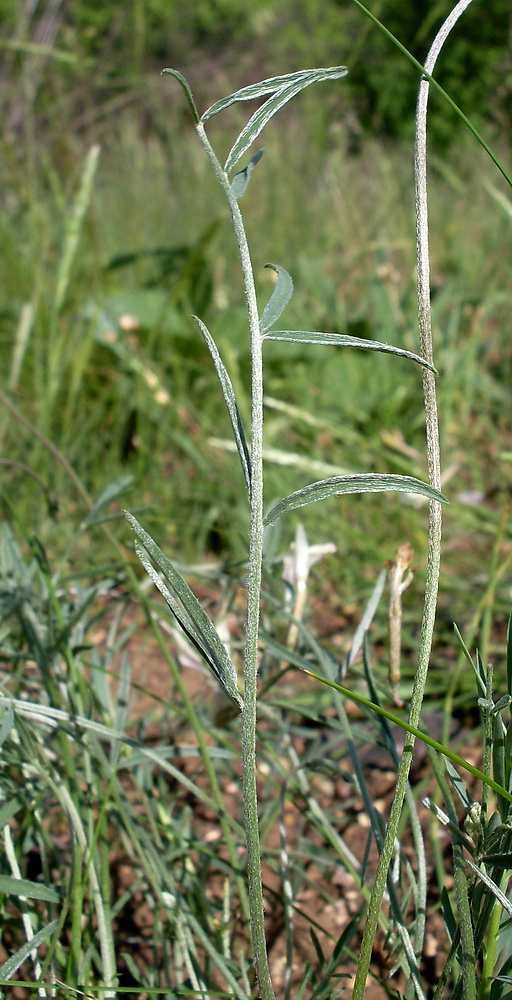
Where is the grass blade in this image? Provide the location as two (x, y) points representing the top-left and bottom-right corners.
(264, 329), (437, 371)
(0, 920), (58, 979)
(260, 265), (294, 333)
(53, 144), (100, 316)
(82, 475), (133, 527)
(0, 876), (60, 904)
(195, 316), (251, 494)
(264, 473), (448, 525)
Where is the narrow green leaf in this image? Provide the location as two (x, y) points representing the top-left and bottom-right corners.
(423, 798), (476, 855)
(264, 473), (448, 525)
(0, 920), (58, 979)
(264, 329), (437, 372)
(445, 760), (474, 810)
(466, 859), (512, 918)
(224, 66), (348, 172)
(194, 316), (251, 493)
(162, 68), (200, 123)
(480, 853), (512, 869)
(507, 613), (512, 699)
(125, 513), (243, 709)
(299, 669), (512, 805)
(82, 475), (133, 527)
(0, 875), (60, 904)
(260, 265), (294, 333)
(201, 68), (333, 121)
(230, 149), (263, 200)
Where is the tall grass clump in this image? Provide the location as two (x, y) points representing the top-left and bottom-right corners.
(3, 0), (512, 997)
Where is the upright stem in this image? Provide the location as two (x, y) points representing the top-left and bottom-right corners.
(196, 122), (275, 1000)
(352, 4), (474, 996)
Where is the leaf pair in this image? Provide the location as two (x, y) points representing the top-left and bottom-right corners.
(162, 65), (349, 174)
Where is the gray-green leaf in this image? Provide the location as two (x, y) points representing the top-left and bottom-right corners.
(194, 316), (251, 493)
(260, 265), (294, 333)
(202, 68), (342, 121)
(82, 475), (134, 527)
(0, 920), (58, 979)
(162, 68), (200, 123)
(0, 875), (60, 904)
(125, 513), (243, 709)
(263, 330), (437, 372)
(223, 66), (348, 172)
(264, 474), (448, 525)
(230, 149), (264, 200)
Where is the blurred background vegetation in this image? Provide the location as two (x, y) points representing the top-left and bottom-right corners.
(1, 0), (511, 638)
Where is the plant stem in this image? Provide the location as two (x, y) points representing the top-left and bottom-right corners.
(352, 4), (475, 995)
(196, 122), (275, 1000)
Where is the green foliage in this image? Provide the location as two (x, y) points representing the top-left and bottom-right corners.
(2, 5), (512, 997)
(1, 0), (509, 144)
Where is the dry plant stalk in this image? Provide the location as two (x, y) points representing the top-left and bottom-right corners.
(387, 542), (414, 706)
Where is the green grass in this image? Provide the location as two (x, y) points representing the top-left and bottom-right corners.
(2, 114), (511, 579)
(2, 33), (512, 998)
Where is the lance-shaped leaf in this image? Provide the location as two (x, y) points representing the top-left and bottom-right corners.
(260, 265), (294, 333)
(202, 68), (337, 121)
(82, 475), (134, 527)
(230, 148), (264, 200)
(194, 316), (251, 494)
(222, 66), (348, 172)
(162, 68), (200, 123)
(125, 513), (243, 709)
(466, 859), (512, 917)
(0, 920), (59, 979)
(0, 875), (60, 904)
(263, 329), (437, 372)
(264, 474), (448, 525)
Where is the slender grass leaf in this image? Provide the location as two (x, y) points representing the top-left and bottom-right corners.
(260, 265), (294, 333)
(445, 759), (475, 811)
(264, 474), (448, 525)
(264, 329), (437, 372)
(125, 512), (243, 709)
(0, 876), (60, 904)
(0, 920), (58, 978)
(299, 668), (512, 805)
(194, 316), (251, 493)
(223, 66), (348, 172)
(82, 475), (133, 527)
(162, 68), (200, 123)
(507, 613), (512, 699)
(480, 852), (512, 868)
(230, 148), (263, 200)
(202, 68), (337, 120)
(309, 928), (326, 965)
(423, 798), (476, 855)
(467, 859), (512, 918)
(53, 144), (100, 315)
